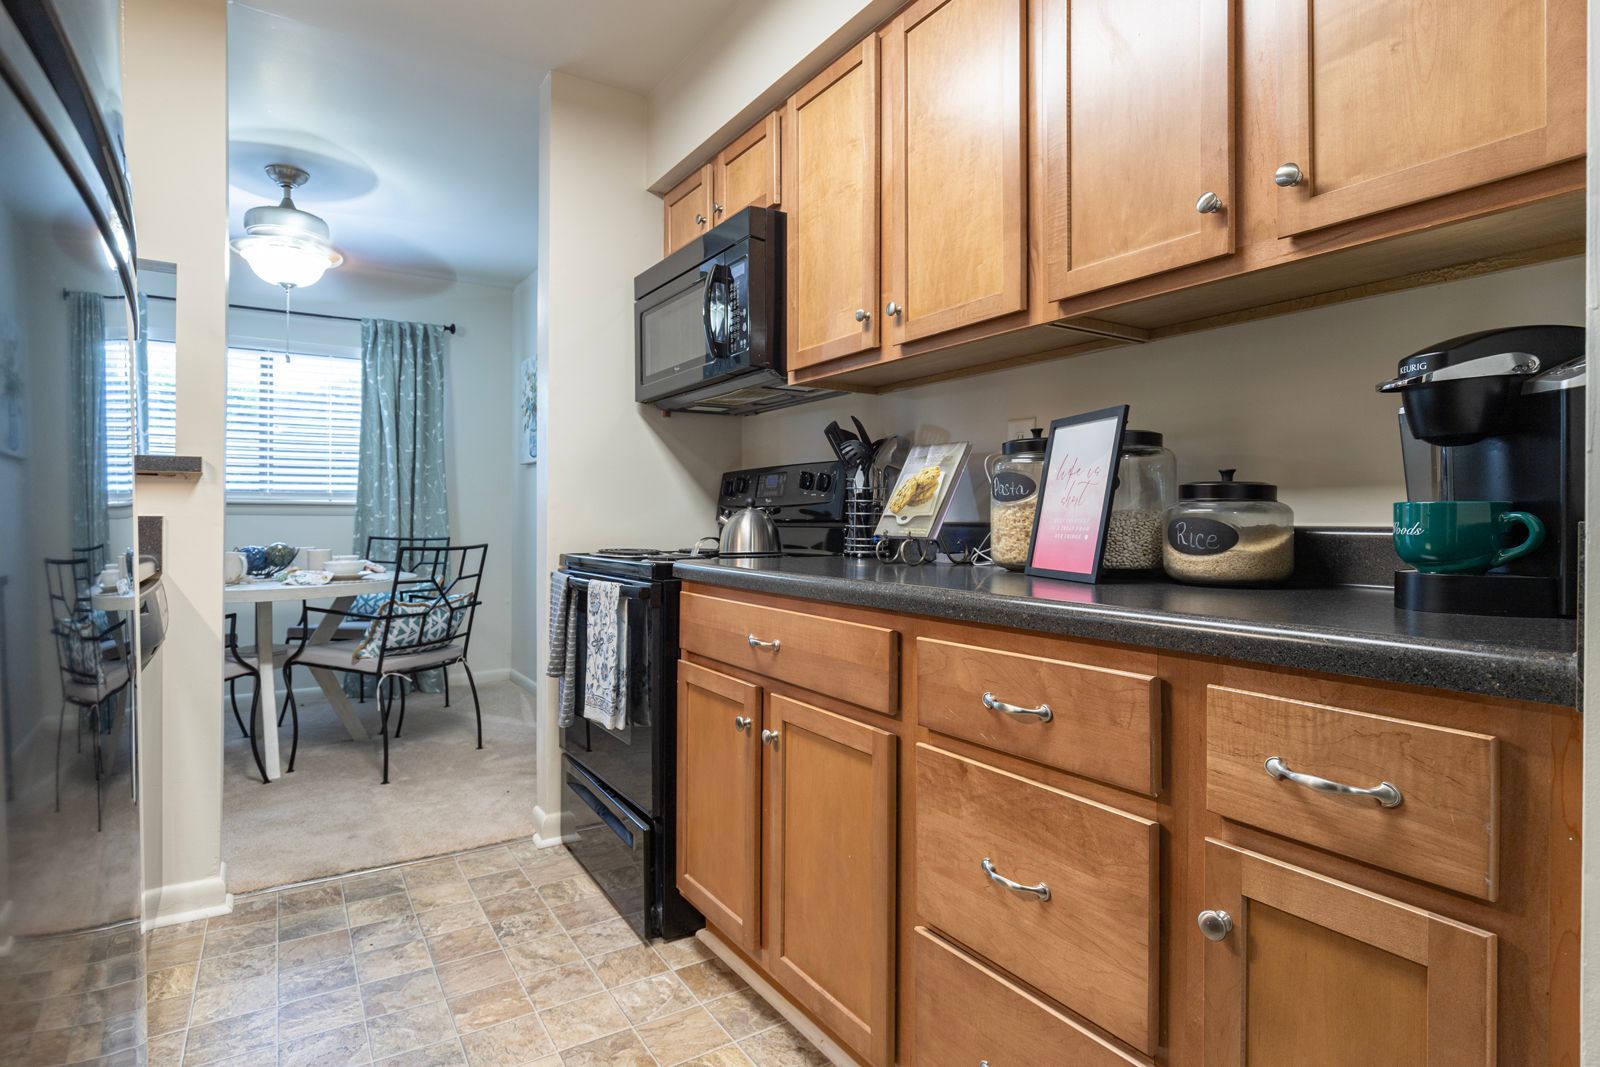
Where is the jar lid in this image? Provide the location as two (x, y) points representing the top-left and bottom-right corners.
(1001, 427), (1047, 455)
(1178, 468), (1278, 501)
(1121, 429), (1164, 449)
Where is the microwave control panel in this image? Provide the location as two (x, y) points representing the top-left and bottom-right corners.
(718, 461), (845, 519)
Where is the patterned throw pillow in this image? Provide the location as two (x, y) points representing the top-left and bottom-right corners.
(55, 614), (105, 685)
(352, 594), (470, 662)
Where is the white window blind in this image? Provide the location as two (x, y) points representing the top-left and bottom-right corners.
(105, 339), (177, 501)
(225, 347), (362, 502)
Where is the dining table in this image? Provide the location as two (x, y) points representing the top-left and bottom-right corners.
(225, 571), (405, 780)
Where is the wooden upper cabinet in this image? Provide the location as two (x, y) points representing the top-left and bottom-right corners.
(1270, 0), (1585, 236)
(715, 111), (782, 222)
(763, 694), (897, 1066)
(663, 163), (714, 256)
(785, 38), (880, 371)
(675, 661), (762, 952)
(883, 0), (1026, 343)
(1041, 0), (1234, 301)
(1202, 840), (1497, 1066)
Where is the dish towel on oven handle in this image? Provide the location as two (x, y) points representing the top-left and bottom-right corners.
(545, 571), (578, 727)
(583, 578), (629, 731)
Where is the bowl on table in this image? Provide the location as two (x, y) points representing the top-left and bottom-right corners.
(327, 556), (367, 579)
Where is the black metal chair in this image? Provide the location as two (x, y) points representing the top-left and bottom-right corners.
(281, 543), (487, 784)
(282, 534), (452, 705)
(223, 613), (271, 783)
(46, 556), (132, 831)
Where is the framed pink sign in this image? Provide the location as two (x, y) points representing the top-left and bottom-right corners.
(1025, 405), (1128, 583)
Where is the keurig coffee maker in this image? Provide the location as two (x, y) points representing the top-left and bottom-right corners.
(1377, 325), (1585, 617)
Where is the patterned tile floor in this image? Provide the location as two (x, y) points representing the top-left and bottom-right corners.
(145, 841), (833, 1066)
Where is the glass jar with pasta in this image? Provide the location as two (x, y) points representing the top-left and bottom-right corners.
(985, 429), (1046, 570)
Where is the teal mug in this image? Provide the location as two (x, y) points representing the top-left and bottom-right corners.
(1392, 501), (1545, 575)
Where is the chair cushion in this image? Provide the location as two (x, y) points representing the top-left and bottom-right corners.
(64, 661), (129, 705)
(55, 615), (104, 685)
(353, 594), (470, 661)
(293, 640), (464, 675)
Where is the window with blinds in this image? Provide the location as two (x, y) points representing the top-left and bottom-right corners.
(105, 339), (177, 502)
(225, 347), (362, 502)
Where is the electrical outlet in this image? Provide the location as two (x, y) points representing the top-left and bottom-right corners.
(1005, 417), (1037, 441)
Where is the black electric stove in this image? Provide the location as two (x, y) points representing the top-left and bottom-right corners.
(556, 464), (843, 941)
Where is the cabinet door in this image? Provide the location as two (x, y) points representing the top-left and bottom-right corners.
(1270, 0), (1585, 236)
(676, 660), (762, 951)
(1041, 0), (1233, 301)
(883, 0), (1026, 342)
(1201, 840), (1496, 1066)
(715, 111), (781, 221)
(785, 38), (880, 370)
(663, 163), (714, 255)
(764, 693), (897, 1066)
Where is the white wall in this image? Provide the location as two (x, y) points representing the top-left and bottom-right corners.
(221, 268), (518, 675)
(646, 0), (902, 189)
(509, 271), (538, 683)
(742, 257), (1586, 527)
(532, 72), (743, 840)
(125, 0), (231, 924)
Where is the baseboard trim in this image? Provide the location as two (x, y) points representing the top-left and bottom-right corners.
(142, 863), (232, 931)
(697, 927), (859, 1066)
(530, 803), (573, 848)
(509, 669), (538, 693)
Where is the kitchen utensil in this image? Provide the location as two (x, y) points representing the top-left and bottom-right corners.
(719, 506), (781, 556)
(1392, 501), (1545, 574)
(851, 416), (875, 454)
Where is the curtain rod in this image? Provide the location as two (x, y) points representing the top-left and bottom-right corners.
(66, 290), (457, 334)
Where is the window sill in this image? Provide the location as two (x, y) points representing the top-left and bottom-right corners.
(226, 499), (357, 512)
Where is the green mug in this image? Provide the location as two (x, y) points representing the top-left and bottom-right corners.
(1392, 501), (1546, 575)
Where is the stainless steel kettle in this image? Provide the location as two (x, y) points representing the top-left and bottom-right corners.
(718, 506), (781, 556)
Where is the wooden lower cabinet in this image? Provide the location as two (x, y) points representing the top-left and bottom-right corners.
(1200, 839), (1497, 1066)
(765, 694), (898, 1066)
(675, 661), (762, 951)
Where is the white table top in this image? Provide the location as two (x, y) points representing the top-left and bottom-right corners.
(224, 571), (410, 603)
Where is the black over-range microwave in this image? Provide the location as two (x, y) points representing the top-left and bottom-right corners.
(634, 206), (836, 416)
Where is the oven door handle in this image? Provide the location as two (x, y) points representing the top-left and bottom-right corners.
(566, 768), (646, 852)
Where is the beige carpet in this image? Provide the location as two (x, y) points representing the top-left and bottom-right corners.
(222, 677), (538, 893)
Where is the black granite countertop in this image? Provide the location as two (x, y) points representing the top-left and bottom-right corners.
(673, 556), (1580, 707)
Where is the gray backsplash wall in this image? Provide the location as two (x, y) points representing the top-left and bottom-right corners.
(742, 257), (1585, 528)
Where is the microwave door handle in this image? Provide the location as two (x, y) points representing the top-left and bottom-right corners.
(700, 263), (720, 360)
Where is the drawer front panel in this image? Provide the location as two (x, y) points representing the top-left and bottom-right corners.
(915, 744), (1158, 1053)
(914, 927), (1149, 1066)
(916, 636), (1160, 793)
(681, 591), (899, 713)
(1205, 685), (1499, 899)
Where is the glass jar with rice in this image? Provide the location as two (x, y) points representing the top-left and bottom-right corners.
(986, 429), (1046, 570)
(1163, 469), (1294, 585)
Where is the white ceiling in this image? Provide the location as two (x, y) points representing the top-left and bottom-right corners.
(227, 0), (741, 290)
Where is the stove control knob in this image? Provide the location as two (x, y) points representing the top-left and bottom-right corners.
(816, 472), (833, 493)
(735, 476), (750, 494)
(722, 478), (736, 497)
(799, 471), (815, 491)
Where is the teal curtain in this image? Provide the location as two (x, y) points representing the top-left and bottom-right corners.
(67, 292), (107, 558)
(352, 318), (450, 692)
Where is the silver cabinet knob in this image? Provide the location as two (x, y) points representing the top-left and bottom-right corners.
(713, 203), (724, 216)
(694, 212), (707, 225)
(1273, 163), (1304, 187)
(761, 729), (780, 748)
(1197, 909), (1233, 942)
(885, 301), (902, 318)
(854, 307), (870, 324)
(1195, 191), (1223, 214)
(734, 716), (752, 733)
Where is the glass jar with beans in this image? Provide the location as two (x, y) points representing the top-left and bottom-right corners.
(1103, 430), (1177, 571)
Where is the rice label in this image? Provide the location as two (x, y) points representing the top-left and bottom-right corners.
(991, 471), (1038, 502)
(1167, 517), (1239, 556)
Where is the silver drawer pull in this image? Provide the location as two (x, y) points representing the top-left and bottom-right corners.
(1264, 756), (1403, 809)
(981, 857), (1051, 901)
(747, 633), (781, 652)
(982, 692), (1052, 723)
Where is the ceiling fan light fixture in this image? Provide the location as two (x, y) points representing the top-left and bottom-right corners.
(230, 163), (344, 288)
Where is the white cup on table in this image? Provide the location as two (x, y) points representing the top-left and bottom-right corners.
(223, 552), (247, 585)
(304, 547), (332, 571)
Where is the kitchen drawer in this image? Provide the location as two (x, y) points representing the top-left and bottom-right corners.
(915, 744), (1158, 1054)
(914, 927), (1148, 1066)
(680, 591), (899, 713)
(916, 637), (1160, 794)
(1206, 684), (1499, 900)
